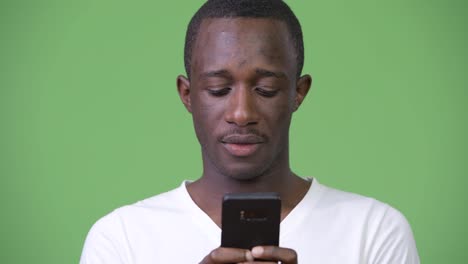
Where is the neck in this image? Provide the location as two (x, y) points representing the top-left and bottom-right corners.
(186, 151), (311, 226)
(199, 163), (294, 195)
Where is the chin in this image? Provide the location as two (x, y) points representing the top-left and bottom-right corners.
(219, 163), (270, 182)
(203, 147), (278, 182)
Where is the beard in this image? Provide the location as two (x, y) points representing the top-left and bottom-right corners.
(200, 140), (286, 183)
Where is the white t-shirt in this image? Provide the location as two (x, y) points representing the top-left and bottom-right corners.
(80, 178), (420, 263)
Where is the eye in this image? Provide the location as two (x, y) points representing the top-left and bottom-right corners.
(255, 87), (279, 98)
(207, 87), (231, 97)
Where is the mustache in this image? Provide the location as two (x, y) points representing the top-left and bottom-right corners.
(219, 128), (268, 144)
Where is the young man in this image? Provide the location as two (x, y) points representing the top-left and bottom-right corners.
(81, 1), (419, 263)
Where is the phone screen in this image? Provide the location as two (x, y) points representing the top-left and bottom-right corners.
(221, 192), (281, 249)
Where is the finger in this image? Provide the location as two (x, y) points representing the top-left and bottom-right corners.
(238, 262), (277, 264)
(200, 247), (253, 263)
(237, 261), (279, 264)
(251, 246), (298, 264)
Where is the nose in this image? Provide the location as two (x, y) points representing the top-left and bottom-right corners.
(224, 86), (259, 126)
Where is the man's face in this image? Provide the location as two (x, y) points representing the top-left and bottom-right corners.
(179, 18), (309, 180)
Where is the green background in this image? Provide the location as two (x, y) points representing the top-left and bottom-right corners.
(1, 0), (466, 263)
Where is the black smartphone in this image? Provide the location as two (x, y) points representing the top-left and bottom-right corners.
(221, 192), (281, 249)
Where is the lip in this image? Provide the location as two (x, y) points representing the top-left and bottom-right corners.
(222, 143), (261, 157)
(221, 134), (265, 144)
(220, 134), (265, 157)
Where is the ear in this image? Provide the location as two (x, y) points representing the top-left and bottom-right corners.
(293, 74), (312, 112)
(177, 75), (192, 113)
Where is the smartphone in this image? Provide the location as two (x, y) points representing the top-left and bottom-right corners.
(221, 192), (281, 249)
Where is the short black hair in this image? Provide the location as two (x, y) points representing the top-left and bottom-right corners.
(184, 0), (304, 78)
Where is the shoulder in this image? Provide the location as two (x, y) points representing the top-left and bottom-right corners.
(84, 183), (185, 229)
(93, 182), (190, 228)
(80, 183), (189, 263)
(311, 179), (420, 263)
(313, 179), (405, 222)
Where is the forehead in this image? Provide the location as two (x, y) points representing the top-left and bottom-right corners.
(191, 18), (296, 78)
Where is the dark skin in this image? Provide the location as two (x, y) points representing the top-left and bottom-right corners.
(177, 18), (312, 264)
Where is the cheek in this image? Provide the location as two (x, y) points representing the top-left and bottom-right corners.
(194, 97), (225, 126)
(191, 114), (211, 152)
(259, 96), (293, 122)
(260, 99), (294, 143)
(191, 96), (225, 142)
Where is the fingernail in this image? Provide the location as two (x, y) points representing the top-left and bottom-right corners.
(252, 246), (263, 256)
(245, 250), (254, 261)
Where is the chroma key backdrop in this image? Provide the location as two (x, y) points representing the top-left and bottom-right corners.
(1, 1), (467, 263)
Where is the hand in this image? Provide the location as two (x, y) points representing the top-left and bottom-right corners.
(244, 246), (297, 264)
(199, 246), (297, 264)
(199, 247), (255, 263)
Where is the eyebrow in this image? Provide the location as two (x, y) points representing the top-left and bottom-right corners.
(255, 68), (288, 80)
(199, 69), (232, 80)
(199, 68), (287, 80)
